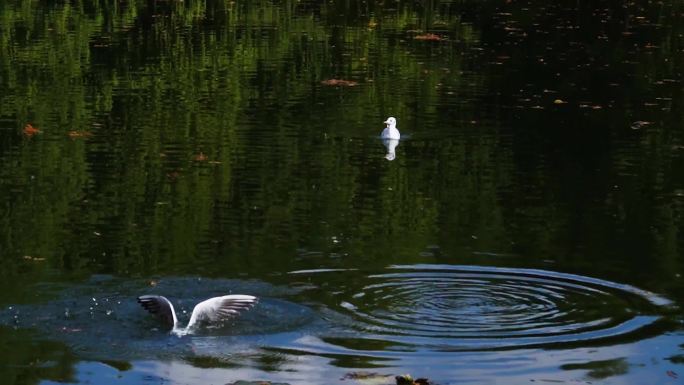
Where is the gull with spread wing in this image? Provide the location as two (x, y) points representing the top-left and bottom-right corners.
(137, 294), (258, 336)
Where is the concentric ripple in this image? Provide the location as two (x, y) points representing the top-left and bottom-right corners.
(308, 265), (674, 351)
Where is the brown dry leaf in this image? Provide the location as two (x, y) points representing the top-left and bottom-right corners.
(321, 79), (359, 87)
(68, 130), (93, 138)
(414, 33), (443, 41)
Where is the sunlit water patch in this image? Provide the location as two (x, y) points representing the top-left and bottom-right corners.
(288, 265), (675, 353)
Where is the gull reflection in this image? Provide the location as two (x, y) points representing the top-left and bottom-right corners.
(383, 138), (399, 161)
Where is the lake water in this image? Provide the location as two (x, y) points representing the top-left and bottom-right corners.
(1, 1), (684, 384)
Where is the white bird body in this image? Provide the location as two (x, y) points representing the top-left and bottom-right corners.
(381, 117), (400, 140)
(138, 294), (257, 336)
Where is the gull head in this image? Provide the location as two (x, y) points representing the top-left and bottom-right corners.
(384, 117), (397, 128)
(381, 117), (400, 140)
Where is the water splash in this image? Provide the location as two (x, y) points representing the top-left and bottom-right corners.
(0, 276), (317, 362)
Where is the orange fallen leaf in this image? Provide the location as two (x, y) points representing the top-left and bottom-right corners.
(23, 123), (41, 137)
(414, 33), (443, 41)
(321, 79), (359, 87)
(193, 152), (208, 162)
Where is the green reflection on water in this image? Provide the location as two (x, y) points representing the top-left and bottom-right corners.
(0, 0), (483, 279)
(1, 0), (684, 382)
(0, 0), (681, 290)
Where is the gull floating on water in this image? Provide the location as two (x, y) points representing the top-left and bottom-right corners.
(138, 294), (257, 336)
(381, 117), (400, 160)
(381, 117), (400, 140)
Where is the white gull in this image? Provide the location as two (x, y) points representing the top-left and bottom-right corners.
(381, 116), (400, 140)
(137, 294), (257, 336)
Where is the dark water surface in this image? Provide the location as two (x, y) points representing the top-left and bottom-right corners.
(2, 1), (684, 384)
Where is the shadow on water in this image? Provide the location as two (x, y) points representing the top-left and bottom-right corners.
(0, 327), (78, 384)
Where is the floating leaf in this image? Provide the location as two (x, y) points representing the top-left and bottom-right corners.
(23, 123), (41, 137)
(414, 33), (443, 41)
(321, 79), (359, 87)
(68, 130), (92, 138)
(630, 121), (652, 130)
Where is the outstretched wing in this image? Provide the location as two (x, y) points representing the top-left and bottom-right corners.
(187, 294), (258, 329)
(137, 295), (177, 329)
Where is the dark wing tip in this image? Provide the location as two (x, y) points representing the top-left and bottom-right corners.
(137, 295), (175, 328)
(137, 295), (163, 314)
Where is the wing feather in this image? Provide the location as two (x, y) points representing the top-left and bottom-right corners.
(187, 294), (257, 329)
(137, 295), (177, 329)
